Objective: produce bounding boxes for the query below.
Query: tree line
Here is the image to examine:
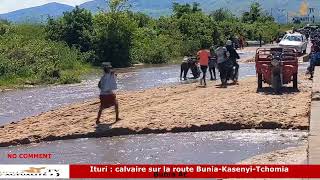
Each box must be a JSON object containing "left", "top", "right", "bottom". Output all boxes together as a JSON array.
[
  {"left": 46, "top": 0, "right": 281, "bottom": 68},
  {"left": 0, "top": 0, "right": 282, "bottom": 87}
]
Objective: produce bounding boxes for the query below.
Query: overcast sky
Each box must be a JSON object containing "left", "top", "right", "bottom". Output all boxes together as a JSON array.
[{"left": 0, "top": 0, "right": 92, "bottom": 14}]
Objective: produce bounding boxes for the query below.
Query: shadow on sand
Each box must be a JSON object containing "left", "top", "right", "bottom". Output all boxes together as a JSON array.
[
  {"left": 215, "top": 82, "right": 239, "bottom": 88},
  {"left": 95, "top": 121, "right": 118, "bottom": 134},
  {"left": 257, "top": 86, "right": 300, "bottom": 95}
]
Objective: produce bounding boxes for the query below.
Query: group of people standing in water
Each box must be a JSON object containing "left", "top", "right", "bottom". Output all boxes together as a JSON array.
[{"left": 196, "top": 40, "right": 240, "bottom": 88}]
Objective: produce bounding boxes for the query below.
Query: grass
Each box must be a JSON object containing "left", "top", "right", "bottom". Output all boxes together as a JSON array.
[
  {"left": 0, "top": 63, "right": 96, "bottom": 90},
  {"left": 0, "top": 24, "right": 99, "bottom": 90}
]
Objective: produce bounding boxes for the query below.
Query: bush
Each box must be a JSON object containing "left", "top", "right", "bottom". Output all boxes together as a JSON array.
[
  {"left": 46, "top": 6, "right": 94, "bottom": 52},
  {"left": 131, "top": 28, "right": 172, "bottom": 64},
  {"left": 93, "top": 12, "right": 137, "bottom": 67},
  {"left": 0, "top": 24, "right": 90, "bottom": 86}
]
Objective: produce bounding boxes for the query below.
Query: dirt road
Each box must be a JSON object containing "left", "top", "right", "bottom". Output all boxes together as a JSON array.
[{"left": 0, "top": 76, "right": 312, "bottom": 147}]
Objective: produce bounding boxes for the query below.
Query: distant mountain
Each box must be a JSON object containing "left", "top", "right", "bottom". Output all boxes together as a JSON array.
[
  {"left": 0, "top": 2, "right": 73, "bottom": 23},
  {"left": 1, "top": 0, "right": 320, "bottom": 23},
  {"left": 79, "top": 0, "right": 320, "bottom": 22},
  {"left": 79, "top": 0, "right": 106, "bottom": 14}
]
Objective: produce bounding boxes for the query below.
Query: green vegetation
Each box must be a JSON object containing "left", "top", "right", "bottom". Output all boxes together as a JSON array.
[
  {"left": 0, "top": 0, "right": 284, "bottom": 88},
  {"left": 46, "top": 0, "right": 281, "bottom": 67},
  {"left": 0, "top": 23, "right": 92, "bottom": 88}
]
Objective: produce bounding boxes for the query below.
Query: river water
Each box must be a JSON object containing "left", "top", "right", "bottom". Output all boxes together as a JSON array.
[
  {"left": 0, "top": 130, "right": 307, "bottom": 164},
  {"left": 0, "top": 63, "right": 257, "bottom": 125},
  {"left": 0, "top": 61, "right": 309, "bottom": 164}
]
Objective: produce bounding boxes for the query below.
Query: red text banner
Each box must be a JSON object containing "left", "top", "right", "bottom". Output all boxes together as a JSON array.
[{"left": 69, "top": 165, "right": 320, "bottom": 178}]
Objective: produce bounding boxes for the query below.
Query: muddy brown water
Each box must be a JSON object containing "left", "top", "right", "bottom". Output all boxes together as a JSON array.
[{"left": 0, "top": 62, "right": 309, "bottom": 164}]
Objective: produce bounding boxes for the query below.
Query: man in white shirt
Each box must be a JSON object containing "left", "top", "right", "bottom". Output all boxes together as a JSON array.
[
  {"left": 96, "top": 62, "right": 120, "bottom": 124},
  {"left": 215, "top": 41, "right": 229, "bottom": 87}
]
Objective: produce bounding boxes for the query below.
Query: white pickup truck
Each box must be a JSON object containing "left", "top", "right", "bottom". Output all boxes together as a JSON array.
[{"left": 279, "top": 33, "right": 308, "bottom": 54}]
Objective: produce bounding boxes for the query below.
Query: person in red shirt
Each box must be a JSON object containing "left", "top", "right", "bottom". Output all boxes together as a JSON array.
[{"left": 197, "top": 46, "right": 211, "bottom": 86}]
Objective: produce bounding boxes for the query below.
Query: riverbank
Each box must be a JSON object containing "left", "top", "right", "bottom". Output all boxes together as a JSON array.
[
  {"left": 0, "top": 75, "right": 312, "bottom": 147},
  {"left": 225, "top": 144, "right": 308, "bottom": 180},
  {"left": 0, "top": 46, "right": 262, "bottom": 92},
  {"left": 239, "top": 144, "right": 307, "bottom": 164},
  {"left": 0, "top": 64, "right": 96, "bottom": 92},
  {"left": 0, "top": 62, "right": 180, "bottom": 92}
]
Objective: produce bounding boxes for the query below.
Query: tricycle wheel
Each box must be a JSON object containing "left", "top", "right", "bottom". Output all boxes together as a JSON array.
[
  {"left": 272, "top": 74, "right": 282, "bottom": 93},
  {"left": 293, "top": 73, "right": 298, "bottom": 89},
  {"left": 303, "top": 49, "right": 307, "bottom": 54},
  {"left": 258, "top": 73, "right": 263, "bottom": 89}
]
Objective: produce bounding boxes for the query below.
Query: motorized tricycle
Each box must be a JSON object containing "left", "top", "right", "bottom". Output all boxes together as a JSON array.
[{"left": 255, "top": 47, "right": 298, "bottom": 92}]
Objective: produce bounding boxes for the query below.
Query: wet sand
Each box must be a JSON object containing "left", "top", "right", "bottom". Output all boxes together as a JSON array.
[
  {"left": 0, "top": 76, "right": 312, "bottom": 147},
  {"left": 239, "top": 144, "right": 307, "bottom": 164},
  {"left": 225, "top": 145, "right": 307, "bottom": 180}
]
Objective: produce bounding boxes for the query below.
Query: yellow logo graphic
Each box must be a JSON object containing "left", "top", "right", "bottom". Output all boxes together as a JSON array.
[
  {"left": 299, "top": 0, "right": 308, "bottom": 16},
  {"left": 24, "top": 167, "right": 46, "bottom": 173}
]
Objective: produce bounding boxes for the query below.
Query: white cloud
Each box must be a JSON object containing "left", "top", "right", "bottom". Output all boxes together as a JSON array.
[{"left": 0, "top": 0, "right": 92, "bottom": 14}]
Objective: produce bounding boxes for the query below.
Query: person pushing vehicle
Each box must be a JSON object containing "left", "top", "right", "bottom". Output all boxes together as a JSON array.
[{"left": 226, "top": 40, "right": 240, "bottom": 84}]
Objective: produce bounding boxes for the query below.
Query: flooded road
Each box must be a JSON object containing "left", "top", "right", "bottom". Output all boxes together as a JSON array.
[
  {"left": 0, "top": 63, "right": 257, "bottom": 125},
  {"left": 0, "top": 63, "right": 309, "bottom": 164},
  {"left": 0, "top": 130, "right": 307, "bottom": 164}
]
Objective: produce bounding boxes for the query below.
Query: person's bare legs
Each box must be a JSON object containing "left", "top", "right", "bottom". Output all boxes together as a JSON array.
[
  {"left": 115, "top": 101, "right": 120, "bottom": 121},
  {"left": 96, "top": 107, "right": 103, "bottom": 124}
]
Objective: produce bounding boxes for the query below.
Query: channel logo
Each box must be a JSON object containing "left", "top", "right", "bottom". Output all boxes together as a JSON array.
[{"left": 0, "top": 165, "right": 69, "bottom": 179}]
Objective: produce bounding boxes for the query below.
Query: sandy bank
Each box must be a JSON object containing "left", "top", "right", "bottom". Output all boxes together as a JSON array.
[
  {"left": 0, "top": 76, "right": 311, "bottom": 147},
  {"left": 226, "top": 145, "right": 307, "bottom": 180},
  {"left": 239, "top": 144, "right": 307, "bottom": 164}
]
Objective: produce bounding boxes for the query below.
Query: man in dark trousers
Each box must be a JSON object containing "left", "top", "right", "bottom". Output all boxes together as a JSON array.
[
  {"left": 259, "top": 34, "right": 262, "bottom": 47},
  {"left": 216, "top": 41, "right": 229, "bottom": 87},
  {"left": 226, "top": 40, "right": 240, "bottom": 84}
]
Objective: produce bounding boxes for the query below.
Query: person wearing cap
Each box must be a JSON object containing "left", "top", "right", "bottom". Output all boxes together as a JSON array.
[
  {"left": 180, "top": 56, "right": 190, "bottom": 81},
  {"left": 197, "top": 45, "right": 211, "bottom": 86},
  {"left": 96, "top": 62, "right": 120, "bottom": 124},
  {"left": 226, "top": 40, "right": 240, "bottom": 84}
]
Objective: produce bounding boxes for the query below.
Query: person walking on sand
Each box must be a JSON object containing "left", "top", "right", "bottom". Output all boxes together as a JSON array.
[
  {"left": 96, "top": 62, "right": 120, "bottom": 124},
  {"left": 216, "top": 41, "right": 229, "bottom": 88},
  {"left": 197, "top": 45, "right": 211, "bottom": 86},
  {"left": 209, "top": 45, "right": 217, "bottom": 80}
]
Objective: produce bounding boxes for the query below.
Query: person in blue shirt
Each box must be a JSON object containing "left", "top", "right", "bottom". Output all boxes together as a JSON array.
[{"left": 307, "top": 45, "right": 320, "bottom": 79}]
